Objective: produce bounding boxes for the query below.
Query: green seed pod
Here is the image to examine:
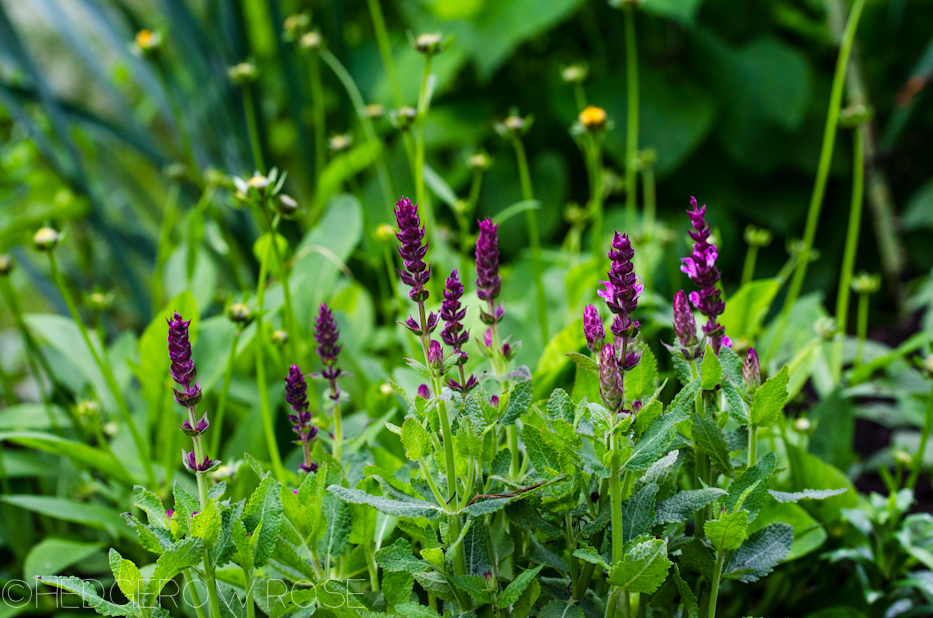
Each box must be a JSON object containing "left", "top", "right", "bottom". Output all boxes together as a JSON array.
[
  {"left": 87, "top": 291, "right": 114, "bottom": 312},
  {"left": 227, "top": 302, "right": 255, "bottom": 327},
  {"left": 271, "top": 330, "right": 289, "bottom": 346}
]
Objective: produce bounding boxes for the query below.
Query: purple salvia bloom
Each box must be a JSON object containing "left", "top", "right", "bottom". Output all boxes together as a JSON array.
[
  {"left": 681, "top": 197, "right": 730, "bottom": 352},
  {"left": 179, "top": 413, "right": 209, "bottom": 436},
  {"left": 183, "top": 450, "right": 217, "bottom": 473},
  {"left": 599, "top": 232, "right": 643, "bottom": 320},
  {"left": 673, "top": 290, "right": 698, "bottom": 348},
  {"left": 476, "top": 219, "right": 502, "bottom": 319},
  {"left": 447, "top": 374, "right": 479, "bottom": 394},
  {"left": 284, "top": 364, "right": 318, "bottom": 474},
  {"left": 417, "top": 384, "right": 430, "bottom": 399},
  {"left": 315, "top": 304, "right": 343, "bottom": 401},
  {"left": 441, "top": 270, "right": 469, "bottom": 351},
  {"left": 599, "top": 345, "right": 623, "bottom": 411},
  {"left": 427, "top": 340, "right": 443, "bottom": 369},
  {"left": 583, "top": 304, "right": 605, "bottom": 352},
  {"left": 743, "top": 348, "right": 761, "bottom": 394},
  {"left": 395, "top": 197, "right": 431, "bottom": 302},
  {"left": 167, "top": 312, "right": 201, "bottom": 406}
]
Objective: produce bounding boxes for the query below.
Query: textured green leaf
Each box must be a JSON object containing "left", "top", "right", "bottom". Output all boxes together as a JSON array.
[
  {"left": 678, "top": 538, "right": 716, "bottom": 579},
  {"left": 498, "top": 564, "right": 544, "bottom": 607},
  {"left": 539, "top": 599, "right": 585, "bottom": 618},
  {"left": 269, "top": 588, "right": 316, "bottom": 618},
  {"left": 750, "top": 365, "right": 789, "bottom": 427},
  {"left": 625, "top": 346, "right": 659, "bottom": 402},
  {"left": 244, "top": 477, "right": 284, "bottom": 567},
  {"left": 36, "top": 576, "right": 137, "bottom": 616},
  {"left": 147, "top": 537, "right": 204, "bottom": 600},
  {"left": 109, "top": 549, "right": 142, "bottom": 601},
  {"left": 317, "top": 493, "right": 351, "bottom": 568},
  {"left": 121, "top": 513, "right": 171, "bottom": 554},
  {"left": 692, "top": 414, "right": 734, "bottom": 477},
  {"left": 451, "top": 575, "right": 494, "bottom": 604},
  {"left": 328, "top": 485, "right": 442, "bottom": 519},
  {"left": 401, "top": 418, "right": 432, "bottom": 461},
  {"left": 394, "top": 602, "right": 442, "bottom": 618},
  {"left": 566, "top": 352, "right": 599, "bottom": 375},
  {"left": 624, "top": 408, "right": 690, "bottom": 471},
  {"left": 726, "top": 451, "right": 776, "bottom": 521},
  {"left": 718, "top": 347, "right": 744, "bottom": 386},
  {"left": 546, "top": 388, "right": 574, "bottom": 423},
  {"left": 382, "top": 571, "right": 414, "bottom": 610},
  {"left": 512, "top": 578, "right": 541, "bottom": 618},
  {"left": 375, "top": 538, "right": 429, "bottom": 573},
  {"left": 705, "top": 511, "right": 749, "bottom": 551},
  {"left": 722, "top": 378, "right": 751, "bottom": 425},
  {"left": 700, "top": 344, "right": 722, "bottom": 390},
  {"left": 190, "top": 499, "right": 221, "bottom": 547},
  {"left": 523, "top": 425, "right": 562, "bottom": 477},
  {"left": 501, "top": 379, "right": 533, "bottom": 425},
  {"left": 636, "top": 450, "right": 680, "bottom": 490},
  {"left": 607, "top": 536, "right": 672, "bottom": 593},
  {"left": 633, "top": 400, "right": 663, "bottom": 439},
  {"left": 673, "top": 564, "right": 699, "bottom": 618},
  {"left": 573, "top": 545, "right": 609, "bottom": 570},
  {"left": 768, "top": 488, "right": 848, "bottom": 503},
  {"left": 655, "top": 488, "right": 728, "bottom": 524},
  {"left": 622, "top": 482, "right": 658, "bottom": 543},
  {"left": 725, "top": 522, "right": 793, "bottom": 582},
  {"left": 133, "top": 486, "right": 168, "bottom": 528},
  {"left": 669, "top": 378, "right": 702, "bottom": 413}
]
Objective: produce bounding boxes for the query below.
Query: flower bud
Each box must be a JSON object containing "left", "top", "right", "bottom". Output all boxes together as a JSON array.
[
  {"left": 33, "top": 227, "right": 61, "bottom": 252},
  {"left": 894, "top": 449, "right": 913, "bottom": 466},
  {"left": 164, "top": 162, "right": 189, "bottom": 183},
  {"left": 227, "top": 302, "right": 255, "bottom": 327},
  {"left": 743, "top": 348, "right": 760, "bottom": 395},
  {"left": 414, "top": 33, "right": 443, "bottom": 55},
  {"left": 271, "top": 330, "right": 289, "bottom": 346},
  {"left": 87, "top": 291, "right": 114, "bottom": 312},
  {"left": 328, "top": 134, "right": 353, "bottom": 152},
  {"left": 496, "top": 114, "right": 530, "bottom": 138},
  {"left": 467, "top": 153, "right": 492, "bottom": 171},
  {"left": 228, "top": 62, "right": 258, "bottom": 85},
  {"left": 275, "top": 194, "right": 300, "bottom": 217},
  {"left": 633, "top": 149, "right": 656, "bottom": 171},
  {"left": 815, "top": 316, "right": 838, "bottom": 341},
  {"left": 391, "top": 107, "right": 417, "bottom": 131},
  {"left": 379, "top": 383, "right": 393, "bottom": 396},
  {"left": 599, "top": 345, "right": 623, "bottom": 410},
  {"left": 673, "top": 290, "right": 698, "bottom": 349},
  {"left": 793, "top": 417, "right": 812, "bottom": 433},
  {"left": 923, "top": 354, "right": 933, "bottom": 377},
  {"left": 561, "top": 65, "right": 587, "bottom": 84},
  {"left": 743, "top": 225, "right": 772, "bottom": 248},
  {"left": 427, "top": 340, "right": 443, "bottom": 370},
  {"left": 299, "top": 31, "right": 323, "bottom": 51},
  {"left": 134, "top": 29, "right": 163, "bottom": 57},
  {"left": 283, "top": 13, "right": 310, "bottom": 41},
  {"left": 852, "top": 272, "right": 881, "bottom": 295},
  {"left": 76, "top": 400, "right": 99, "bottom": 419},
  {"left": 0, "top": 254, "right": 13, "bottom": 276},
  {"left": 579, "top": 105, "right": 608, "bottom": 131},
  {"left": 374, "top": 224, "right": 395, "bottom": 242},
  {"left": 583, "top": 304, "right": 605, "bottom": 352},
  {"left": 417, "top": 384, "right": 430, "bottom": 399},
  {"left": 364, "top": 103, "right": 384, "bottom": 119},
  {"left": 838, "top": 104, "right": 872, "bottom": 129}
]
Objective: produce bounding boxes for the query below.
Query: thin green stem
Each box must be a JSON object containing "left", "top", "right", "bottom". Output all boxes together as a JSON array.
[
  {"left": 741, "top": 245, "right": 759, "bottom": 287},
  {"left": 414, "top": 56, "right": 436, "bottom": 232},
  {"left": 332, "top": 395, "right": 343, "bottom": 465},
  {"left": 610, "top": 429, "right": 624, "bottom": 565},
  {"left": 257, "top": 207, "right": 300, "bottom": 363},
  {"left": 770, "top": 0, "right": 866, "bottom": 361},
  {"left": 183, "top": 569, "right": 208, "bottom": 618},
  {"left": 308, "top": 53, "right": 326, "bottom": 183},
  {"left": 748, "top": 424, "right": 758, "bottom": 469},
  {"left": 242, "top": 87, "right": 266, "bottom": 174},
  {"left": 855, "top": 292, "right": 869, "bottom": 367},
  {"left": 708, "top": 549, "right": 726, "bottom": 618},
  {"left": 210, "top": 331, "right": 240, "bottom": 456},
  {"left": 907, "top": 381, "right": 933, "bottom": 490},
  {"left": 244, "top": 569, "right": 256, "bottom": 618},
  {"left": 152, "top": 183, "right": 181, "bottom": 313},
  {"left": 833, "top": 128, "right": 865, "bottom": 383},
  {"left": 254, "top": 229, "right": 286, "bottom": 483},
  {"left": 623, "top": 4, "right": 639, "bottom": 230},
  {"left": 366, "top": 0, "right": 404, "bottom": 109},
  {"left": 588, "top": 137, "right": 605, "bottom": 263},
  {"left": 642, "top": 164, "right": 655, "bottom": 230},
  {"left": 47, "top": 253, "right": 157, "bottom": 488},
  {"left": 573, "top": 83, "right": 588, "bottom": 113},
  {"left": 511, "top": 137, "right": 549, "bottom": 344}
]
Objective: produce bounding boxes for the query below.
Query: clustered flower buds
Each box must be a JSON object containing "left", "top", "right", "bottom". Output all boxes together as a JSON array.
[
  {"left": 441, "top": 271, "right": 478, "bottom": 394},
  {"left": 743, "top": 348, "right": 761, "bottom": 394},
  {"left": 314, "top": 303, "right": 343, "bottom": 401},
  {"left": 671, "top": 289, "right": 699, "bottom": 358},
  {"left": 681, "top": 197, "right": 730, "bottom": 353},
  {"left": 583, "top": 304, "right": 605, "bottom": 353},
  {"left": 395, "top": 197, "right": 432, "bottom": 304},
  {"left": 476, "top": 219, "right": 503, "bottom": 325},
  {"left": 285, "top": 365, "right": 318, "bottom": 474}
]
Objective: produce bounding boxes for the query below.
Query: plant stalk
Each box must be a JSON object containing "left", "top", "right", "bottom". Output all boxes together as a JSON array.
[
  {"left": 242, "top": 86, "right": 265, "bottom": 174},
  {"left": 210, "top": 330, "right": 240, "bottom": 456},
  {"left": 623, "top": 3, "right": 639, "bottom": 230},
  {"left": 906, "top": 381, "right": 933, "bottom": 490},
  {"left": 511, "top": 137, "right": 549, "bottom": 345},
  {"left": 708, "top": 548, "right": 726, "bottom": 618}
]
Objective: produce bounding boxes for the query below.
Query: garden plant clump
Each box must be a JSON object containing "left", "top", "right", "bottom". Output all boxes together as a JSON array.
[{"left": 2, "top": 1, "right": 933, "bottom": 618}]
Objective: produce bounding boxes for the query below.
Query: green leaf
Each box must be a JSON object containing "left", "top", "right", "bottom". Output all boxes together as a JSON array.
[
  {"left": 382, "top": 571, "right": 414, "bottom": 610},
  {"left": 1, "top": 495, "right": 125, "bottom": 534},
  {"left": 0, "top": 403, "right": 70, "bottom": 430},
  {"left": 673, "top": 565, "right": 699, "bottom": 618},
  {"left": 269, "top": 589, "right": 316, "bottom": 618},
  {"left": 573, "top": 546, "right": 609, "bottom": 570},
  {"left": 705, "top": 511, "right": 750, "bottom": 552},
  {"left": 781, "top": 443, "right": 857, "bottom": 523},
  {"left": 133, "top": 486, "right": 168, "bottom": 528},
  {"left": 36, "top": 576, "right": 137, "bottom": 616},
  {"left": 243, "top": 477, "right": 284, "bottom": 567},
  {"left": 546, "top": 388, "right": 574, "bottom": 424},
  {"left": 501, "top": 379, "right": 533, "bottom": 425},
  {"left": 768, "top": 488, "right": 848, "bottom": 503},
  {"left": 0, "top": 431, "right": 135, "bottom": 485},
  {"left": 655, "top": 488, "right": 728, "bottom": 525},
  {"left": 24, "top": 539, "right": 103, "bottom": 581},
  {"left": 625, "top": 346, "right": 659, "bottom": 402},
  {"left": 678, "top": 538, "right": 716, "bottom": 580},
  {"left": 498, "top": 564, "right": 545, "bottom": 607},
  {"left": 401, "top": 418, "right": 432, "bottom": 461},
  {"left": 512, "top": 578, "right": 541, "bottom": 618},
  {"left": 539, "top": 599, "right": 585, "bottom": 618},
  {"left": 720, "top": 279, "right": 782, "bottom": 343},
  {"left": 607, "top": 537, "right": 672, "bottom": 593},
  {"left": 725, "top": 522, "right": 793, "bottom": 582},
  {"left": 328, "top": 485, "right": 442, "bottom": 519},
  {"left": 718, "top": 347, "right": 744, "bottom": 390},
  {"left": 750, "top": 365, "right": 789, "bottom": 428},
  {"left": 722, "top": 378, "right": 751, "bottom": 425},
  {"left": 565, "top": 351, "right": 599, "bottom": 375},
  {"left": 147, "top": 537, "right": 204, "bottom": 601},
  {"left": 190, "top": 499, "right": 221, "bottom": 547},
  {"left": 109, "top": 549, "right": 143, "bottom": 602},
  {"left": 394, "top": 602, "right": 442, "bottom": 618},
  {"left": 374, "top": 538, "right": 429, "bottom": 573},
  {"left": 318, "top": 493, "right": 351, "bottom": 569},
  {"left": 751, "top": 501, "right": 826, "bottom": 561},
  {"left": 523, "top": 425, "right": 562, "bottom": 477},
  {"left": 726, "top": 452, "right": 777, "bottom": 522},
  {"left": 622, "top": 483, "right": 658, "bottom": 543},
  {"left": 314, "top": 143, "right": 381, "bottom": 210},
  {"left": 624, "top": 408, "right": 690, "bottom": 471},
  {"left": 450, "top": 575, "right": 494, "bottom": 604},
  {"left": 463, "top": 523, "right": 492, "bottom": 576},
  {"left": 633, "top": 400, "right": 663, "bottom": 439},
  {"left": 700, "top": 344, "right": 722, "bottom": 390},
  {"left": 692, "top": 415, "right": 734, "bottom": 477}
]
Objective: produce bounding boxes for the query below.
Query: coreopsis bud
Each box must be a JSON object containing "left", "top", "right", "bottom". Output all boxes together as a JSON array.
[
  {"left": 467, "top": 153, "right": 492, "bottom": 171},
  {"left": 87, "top": 291, "right": 114, "bottom": 312},
  {"left": 599, "top": 345, "right": 623, "bottom": 411},
  {"left": 744, "top": 225, "right": 773, "bottom": 248},
  {"left": 227, "top": 302, "right": 255, "bottom": 327},
  {"left": 894, "top": 448, "right": 913, "bottom": 466},
  {"left": 203, "top": 167, "right": 232, "bottom": 189},
  {"left": 76, "top": 400, "right": 99, "bottom": 419},
  {"left": 283, "top": 13, "right": 310, "bottom": 41},
  {"left": 298, "top": 31, "right": 323, "bottom": 51},
  {"left": 0, "top": 254, "right": 12, "bottom": 276},
  {"left": 496, "top": 114, "right": 531, "bottom": 139},
  {"left": 579, "top": 105, "right": 608, "bottom": 131},
  {"left": 275, "top": 194, "right": 300, "bottom": 217},
  {"left": 328, "top": 134, "right": 353, "bottom": 152},
  {"left": 427, "top": 340, "right": 443, "bottom": 370},
  {"left": 633, "top": 149, "right": 656, "bottom": 172},
  {"left": 793, "top": 418, "right": 812, "bottom": 434},
  {"left": 228, "top": 62, "right": 258, "bottom": 85},
  {"left": 33, "top": 227, "right": 61, "bottom": 252},
  {"left": 364, "top": 104, "right": 385, "bottom": 119},
  {"left": 133, "top": 29, "right": 163, "bottom": 57},
  {"left": 815, "top": 317, "right": 839, "bottom": 341},
  {"left": 271, "top": 330, "right": 289, "bottom": 346},
  {"left": 417, "top": 384, "right": 430, "bottom": 399},
  {"left": 743, "top": 348, "right": 760, "bottom": 395},
  {"left": 391, "top": 107, "right": 418, "bottom": 131},
  {"left": 852, "top": 272, "right": 881, "bottom": 295},
  {"left": 583, "top": 304, "right": 605, "bottom": 352},
  {"left": 673, "top": 290, "right": 698, "bottom": 349},
  {"left": 414, "top": 33, "right": 443, "bottom": 55},
  {"left": 561, "top": 64, "right": 587, "bottom": 84},
  {"left": 838, "top": 104, "right": 872, "bottom": 129}
]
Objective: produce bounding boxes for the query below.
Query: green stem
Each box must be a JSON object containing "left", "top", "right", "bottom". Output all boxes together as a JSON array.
[
  {"left": 748, "top": 424, "right": 758, "bottom": 468},
  {"left": 769, "top": 0, "right": 866, "bottom": 362},
  {"left": 623, "top": 4, "right": 639, "bottom": 230},
  {"left": 708, "top": 549, "right": 726, "bottom": 618},
  {"left": 906, "top": 381, "right": 933, "bottom": 490},
  {"left": 258, "top": 207, "right": 299, "bottom": 362},
  {"left": 573, "top": 83, "right": 588, "bottom": 112},
  {"left": 588, "top": 137, "right": 605, "bottom": 263},
  {"left": 414, "top": 56, "right": 436, "bottom": 232},
  {"left": 418, "top": 456, "right": 448, "bottom": 509},
  {"left": 605, "top": 588, "right": 621, "bottom": 618},
  {"left": 183, "top": 569, "right": 208, "bottom": 618},
  {"left": 741, "top": 245, "right": 759, "bottom": 287},
  {"left": 366, "top": 0, "right": 404, "bottom": 109},
  {"left": 332, "top": 394, "right": 343, "bottom": 465},
  {"left": 243, "top": 569, "right": 256, "bottom": 618},
  {"left": 152, "top": 183, "right": 181, "bottom": 313},
  {"left": 833, "top": 128, "right": 865, "bottom": 383},
  {"left": 609, "top": 429, "right": 624, "bottom": 565},
  {"left": 254, "top": 228, "right": 286, "bottom": 483},
  {"left": 47, "top": 253, "right": 157, "bottom": 488},
  {"left": 308, "top": 53, "right": 326, "bottom": 183},
  {"left": 242, "top": 86, "right": 265, "bottom": 173},
  {"left": 209, "top": 331, "right": 240, "bottom": 456},
  {"left": 511, "top": 137, "right": 549, "bottom": 344},
  {"left": 854, "top": 292, "right": 868, "bottom": 368}
]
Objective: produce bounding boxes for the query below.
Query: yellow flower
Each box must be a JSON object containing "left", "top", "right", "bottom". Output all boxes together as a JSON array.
[{"left": 579, "top": 105, "right": 607, "bottom": 130}]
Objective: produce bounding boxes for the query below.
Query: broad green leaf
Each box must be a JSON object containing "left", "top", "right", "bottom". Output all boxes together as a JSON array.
[
  {"left": 328, "top": 485, "right": 443, "bottom": 519},
  {"left": 655, "top": 488, "right": 727, "bottom": 524},
  {"left": 673, "top": 564, "right": 699, "bottom": 618},
  {"left": 190, "top": 499, "right": 221, "bottom": 547},
  {"left": 394, "top": 602, "right": 441, "bottom": 618},
  {"left": 705, "top": 511, "right": 750, "bottom": 552},
  {"left": 633, "top": 400, "right": 663, "bottom": 439},
  {"left": 539, "top": 599, "right": 585, "bottom": 618},
  {"left": 625, "top": 346, "right": 659, "bottom": 402},
  {"left": 374, "top": 538, "right": 429, "bottom": 573},
  {"left": 401, "top": 418, "right": 432, "bottom": 461},
  {"left": 720, "top": 279, "right": 782, "bottom": 343},
  {"left": 463, "top": 523, "right": 492, "bottom": 577},
  {"left": 768, "top": 488, "right": 848, "bottom": 503},
  {"left": 623, "top": 408, "right": 690, "bottom": 471},
  {"left": 269, "top": 589, "right": 316, "bottom": 618},
  {"left": 314, "top": 143, "right": 381, "bottom": 210},
  {"left": 0, "top": 403, "right": 69, "bottom": 430},
  {"left": 109, "top": 549, "right": 143, "bottom": 601},
  {"left": 722, "top": 378, "right": 751, "bottom": 425},
  {"left": 243, "top": 477, "right": 284, "bottom": 567},
  {"left": 573, "top": 546, "right": 609, "bottom": 570},
  {"left": 1, "top": 495, "right": 125, "bottom": 533},
  {"left": 750, "top": 365, "right": 789, "bottom": 428},
  {"left": 692, "top": 415, "right": 734, "bottom": 477},
  {"left": 726, "top": 452, "right": 776, "bottom": 522},
  {"left": 133, "top": 486, "right": 168, "bottom": 528},
  {"left": 0, "top": 432, "right": 135, "bottom": 485},
  {"left": 512, "top": 578, "right": 541, "bottom": 618},
  {"left": 700, "top": 344, "right": 721, "bottom": 390},
  {"left": 725, "top": 522, "right": 793, "bottom": 582},
  {"left": 147, "top": 537, "right": 204, "bottom": 600},
  {"left": 607, "top": 536, "right": 672, "bottom": 593},
  {"left": 523, "top": 425, "right": 562, "bottom": 477},
  {"left": 498, "top": 564, "right": 545, "bottom": 607},
  {"left": 24, "top": 539, "right": 103, "bottom": 582},
  {"left": 622, "top": 483, "right": 658, "bottom": 543},
  {"left": 678, "top": 538, "right": 716, "bottom": 580},
  {"left": 718, "top": 347, "right": 744, "bottom": 387},
  {"left": 566, "top": 351, "right": 599, "bottom": 375},
  {"left": 382, "top": 571, "right": 414, "bottom": 610},
  {"left": 501, "top": 379, "right": 533, "bottom": 425},
  {"left": 36, "top": 576, "right": 137, "bottom": 616},
  {"left": 450, "top": 575, "right": 494, "bottom": 604},
  {"left": 318, "top": 493, "right": 351, "bottom": 568},
  {"left": 781, "top": 443, "right": 857, "bottom": 523},
  {"left": 546, "top": 388, "right": 574, "bottom": 424},
  {"left": 752, "top": 501, "right": 826, "bottom": 561}
]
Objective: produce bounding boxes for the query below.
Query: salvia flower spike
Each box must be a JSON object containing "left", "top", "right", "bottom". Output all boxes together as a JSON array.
[
  {"left": 681, "top": 197, "right": 730, "bottom": 352},
  {"left": 395, "top": 197, "right": 431, "bottom": 303},
  {"left": 672, "top": 289, "right": 700, "bottom": 359},
  {"left": 315, "top": 303, "right": 343, "bottom": 399},
  {"left": 476, "top": 218, "right": 502, "bottom": 308},
  {"left": 441, "top": 270, "right": 478, "bottom": 395},
  {"left": 583, "top": 304, "right": 605, "bottom": 352},
  {"left": 285, "top": 364, "right": 318, "bottom": 474}
]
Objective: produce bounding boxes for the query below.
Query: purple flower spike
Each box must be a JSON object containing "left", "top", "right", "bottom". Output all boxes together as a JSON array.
[
  {"left": 167, "top": 312, "right": 201, "bottom": 406},
  {"left": 427, "top": 340, "right": 443, "bottom": 369},
  {"left": 183, "top": 450, "right": 217, "bottom": 473},
  {"left": 599, "top": 345, "right": 623, "bottom": 410},
  {"left": 743, "top": 348, "right": 761, "bottom": 394},
  {"left": 600, "top": 232, "right": 642, "bottom": 319},
  {"left": 284, "top": 364, "right": 318, "bottom": 474},
  {"left": 673, "top": 290, "right": 698, "bottom": 349},
  {"left": 476, "top": 219, "right": 503, "bottom": 323},
  {"left": 583, "top": 305, "right": 605, "bottom": 352},
  {"left": 681, "top": 197, "right": 729, "bottom": 352},
  {"left": 417, "top": 384, "right": 431, "bottom": 399},
  {"left": 441, "top": 271, "right": 469, "bottom": 350},
  {"left": 315, "top": 304, "right": 343, "bottom": 401},
  {"left": 395, "top": 197, "right": 431, "bottom": 302}
]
